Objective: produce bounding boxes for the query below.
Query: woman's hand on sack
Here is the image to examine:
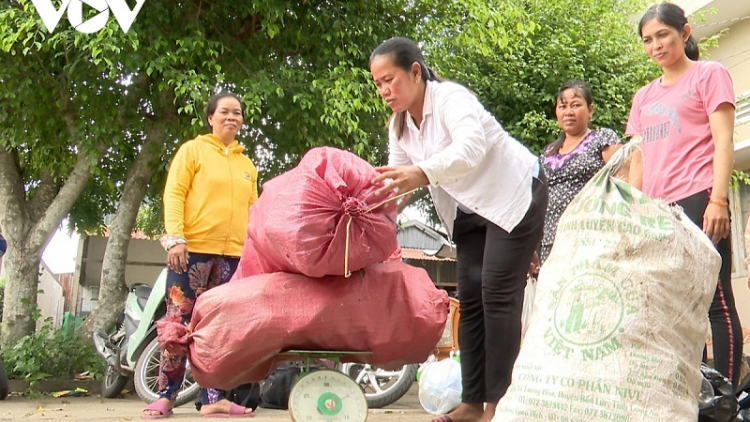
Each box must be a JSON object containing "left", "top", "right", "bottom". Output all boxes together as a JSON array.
[
  {"left": 167, "top": 244, "right": 189, "bottom": 274},
  {"left": 703, "top": 202, "right": 730, "bottom": 245},
  {"left": 372, "top": 165, "right": 429, "bottom": 197}
]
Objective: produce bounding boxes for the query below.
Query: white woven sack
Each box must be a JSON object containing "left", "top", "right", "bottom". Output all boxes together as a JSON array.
[{"left": 494, "top": 141, "right": 721, "bottom": 422}]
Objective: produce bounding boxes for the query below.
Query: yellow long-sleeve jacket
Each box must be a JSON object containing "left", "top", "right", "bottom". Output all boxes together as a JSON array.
[{"left": 163, "top": 134, "right": 258, "bottom": 257}]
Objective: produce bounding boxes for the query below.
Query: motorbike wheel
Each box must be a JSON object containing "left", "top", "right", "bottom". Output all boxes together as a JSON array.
[
  {"left": 101, "top": 329, "right": 129, "bottom": 399},
  {"left": 134, "top": 337, "right": 199, "bottom": 407},
  {"left": 101, "top": 363, "right": 129, "bottom": 398},
  {"left": 0, "top": 357, "right": 8, "bottom": 400},
  {"left": 340, "top": 363, "right": 417, "bottom": 408}
]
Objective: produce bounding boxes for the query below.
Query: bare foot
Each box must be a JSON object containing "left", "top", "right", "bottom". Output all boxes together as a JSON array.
[
  {"left": 432, "top": 402, "right": 484, "bottom": 422},
  {"left": 143, "top": 398, "right": 173, "bottom": 418},
  {"left": 479, "top": 401, "right": 497, "bottom": 422},
  {"left": 200, "top": 399, "right": 254, "bottom": 417}
]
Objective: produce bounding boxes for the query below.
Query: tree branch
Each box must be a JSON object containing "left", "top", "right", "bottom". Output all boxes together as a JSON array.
[
  {"left": 78, "top": 86, "right": 175, "bottom": 338},
  {"left": 27, "top": 172, "right": 59, "bottom": 223},
  {"left": 60, "top": 80, "right": 77, "bottom": 138},
  {"left": 26, "top": 149, "right": 101, "bottom": 256},
  {"left": 119, "top": 73, "right": 151, "bottom": 127},
  {"left": 0, "top": 144, "right": 31, "bottom": 245}
]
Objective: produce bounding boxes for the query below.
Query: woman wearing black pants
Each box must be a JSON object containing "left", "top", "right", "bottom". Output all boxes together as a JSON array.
[
  {"left": 627, "top": 3, "right": 742, "bottom": 388},
  {"left": 677, "top": 191, "right": 741, "bottom": 386},
  {"left": 369, "top": 37, "right": 548, "bottom": 422},
  {"left": 453, "top": 173, "right": 547, "bottom": 409}
]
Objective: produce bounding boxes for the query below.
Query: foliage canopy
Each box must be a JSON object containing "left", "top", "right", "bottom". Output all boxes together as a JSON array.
[{"left": 0, "top": 0, "right": 666, "bottom": 343}]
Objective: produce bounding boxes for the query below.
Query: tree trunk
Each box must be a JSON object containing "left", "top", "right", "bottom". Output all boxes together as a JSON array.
[
  {"left": 77, "top": 120, "right": 170, "bottom": 339},
  {"left": 0, "top": 145, "right": 100, "bottom": 348},
  {"left": 1, "top": 247, "right": 41, "bottom": 344}
]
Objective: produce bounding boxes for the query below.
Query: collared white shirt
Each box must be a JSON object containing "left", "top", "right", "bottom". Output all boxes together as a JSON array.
[{"left": 388, "top": 80, "right": 537, "bottom": 237}]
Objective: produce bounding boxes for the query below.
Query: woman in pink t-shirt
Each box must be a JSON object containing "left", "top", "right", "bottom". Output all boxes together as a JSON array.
[{"left": 626, "top": 2, "right": 742, "bottom": 388}]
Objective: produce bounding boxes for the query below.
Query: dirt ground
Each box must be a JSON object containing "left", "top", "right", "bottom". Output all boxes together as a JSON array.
[{"left": 0, "top": 385, "right": 428, "bottom": 421}]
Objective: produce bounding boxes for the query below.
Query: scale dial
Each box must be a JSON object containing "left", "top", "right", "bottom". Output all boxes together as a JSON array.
[{"left": 289, "top": 369, "right": 368, "bottom": 422}]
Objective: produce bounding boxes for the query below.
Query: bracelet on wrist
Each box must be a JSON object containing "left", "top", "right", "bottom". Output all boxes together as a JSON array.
[
  {"left": 708, "top": 198, "right": 728, "bottom": 207},
  {"left": 160, "top": 234, "right": 188, "bottom": 252}
]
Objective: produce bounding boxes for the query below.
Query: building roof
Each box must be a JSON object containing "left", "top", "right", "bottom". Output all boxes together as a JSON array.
[
  {"left": 397, "top": 220, "right": 456, "bottom": 259},
  {"left": 672, "top": 0, "right": 750, "bottom": 39}
]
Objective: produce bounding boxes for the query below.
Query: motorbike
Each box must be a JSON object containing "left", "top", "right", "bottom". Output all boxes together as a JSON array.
[
  {"left": 339, "top": 362, "right": 417, "bottom": 408},
  {"left": 94, "top": 268, "right": 414, "bottom": 408},
  {"left": 93, "top": 269, "right": 199, "bottom": 406}
]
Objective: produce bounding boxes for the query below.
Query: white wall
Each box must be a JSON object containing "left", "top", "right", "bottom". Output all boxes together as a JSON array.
[{"left": 36, "top": 265, "right": 65, "bottom": 329}]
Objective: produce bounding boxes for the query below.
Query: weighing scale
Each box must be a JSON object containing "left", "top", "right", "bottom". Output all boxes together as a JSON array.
[{"left": 280, "top": 350, "right": 372, "bottom": 422}]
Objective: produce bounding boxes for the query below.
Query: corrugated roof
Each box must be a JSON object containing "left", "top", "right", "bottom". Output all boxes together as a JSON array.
[{"left": 397, "top": 220, "right": 455, "bottom": 252}]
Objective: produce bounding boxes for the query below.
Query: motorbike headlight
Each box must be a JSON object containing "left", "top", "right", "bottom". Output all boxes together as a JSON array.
[{"left": 698, "top": 377, "right": 715, "bottom": 409}]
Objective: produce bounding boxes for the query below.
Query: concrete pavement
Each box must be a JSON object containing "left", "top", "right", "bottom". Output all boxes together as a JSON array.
[{"left": 0, "top": 385, "right": 429, "bottom": 421}]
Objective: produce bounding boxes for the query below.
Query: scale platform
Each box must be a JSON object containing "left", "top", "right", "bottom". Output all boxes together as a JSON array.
[{"left": 279, "top": 350, "right": 372, "bottom": 422}]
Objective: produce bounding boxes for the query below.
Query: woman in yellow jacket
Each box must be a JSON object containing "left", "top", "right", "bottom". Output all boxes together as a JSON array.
[{"left": 143, "top": 92, "right": 258, "bottom": 419}]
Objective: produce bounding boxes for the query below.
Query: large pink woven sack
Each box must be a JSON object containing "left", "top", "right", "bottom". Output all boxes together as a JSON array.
[
  {"left": 241, "top": 147, "right": 399, "bottom": 279},
  {"left": 158, "top": 261, "right": 449, "bottom": 390},
  {"left": 233, "top": 236, "right": 264, "bottom": 280}
]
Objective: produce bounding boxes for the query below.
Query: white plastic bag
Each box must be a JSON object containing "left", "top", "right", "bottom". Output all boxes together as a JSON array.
[
  {"left": 418, "top": 354, "right": 462, "bottom": 415},
  {"left": 521, "top": 276, "right": 536, "bottom": 340}
]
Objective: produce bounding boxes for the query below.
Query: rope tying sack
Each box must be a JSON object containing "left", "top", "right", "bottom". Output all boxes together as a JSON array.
[{"left": 343, "top": 188, "right": 418, "bottom": 277}]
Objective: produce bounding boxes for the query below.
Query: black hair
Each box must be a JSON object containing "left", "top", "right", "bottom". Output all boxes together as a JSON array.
[
  {"left": 369, "top": 37, "right": 443, "bottom": 139},
  {"left": 205, "top": 92, "right": 244, "bottom": 128},
  {"left": 545, "top": 80, "right": 594, "bottom": 157},
  {"left": 639, "top": 2, "right": 699, "bottom": 61}
]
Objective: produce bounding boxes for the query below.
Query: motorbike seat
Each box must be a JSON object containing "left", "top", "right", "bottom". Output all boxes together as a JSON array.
[{"left": 134, "top": 284, "right": 153, "bottom": 311}]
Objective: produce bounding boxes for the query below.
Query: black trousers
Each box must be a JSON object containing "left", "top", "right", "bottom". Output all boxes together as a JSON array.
[
  {"left": 453, "top": 175, "right": 548, "bottom": 403},
  {"left": 676, "top": 190, "right": 743, "bottom": 387}
]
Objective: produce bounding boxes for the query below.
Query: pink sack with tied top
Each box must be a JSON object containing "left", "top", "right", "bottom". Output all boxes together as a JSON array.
[{"left": 237, "top": 147, "right": 399, "bottom": 279}]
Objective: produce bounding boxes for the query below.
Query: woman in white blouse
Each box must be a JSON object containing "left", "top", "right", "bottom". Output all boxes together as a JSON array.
[{"left": 370, "top": 37, "right": 548, "bottom": 422}]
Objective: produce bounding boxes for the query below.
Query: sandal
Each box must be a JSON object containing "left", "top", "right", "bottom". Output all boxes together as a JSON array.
[
  {"left": 142, "top": 400, "right": 173, "bottom": 419},
  {"left": 203, "top": 402, "right": 255, "bottom": 418}
]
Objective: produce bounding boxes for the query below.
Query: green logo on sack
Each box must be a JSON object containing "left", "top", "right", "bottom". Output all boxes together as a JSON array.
[{"left": 545, "top": 267, "right": 637, "bottom": 361}]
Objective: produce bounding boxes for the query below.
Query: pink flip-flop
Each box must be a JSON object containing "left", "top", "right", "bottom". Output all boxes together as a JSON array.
[
  {"left": 204, "top": 402, "right": 255, "bottom": 418},
  {"left": 142, "top": 401, "right": 173, "bottom": 419}
]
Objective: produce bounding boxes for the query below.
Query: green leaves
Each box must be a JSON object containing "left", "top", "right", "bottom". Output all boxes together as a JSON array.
[
  {"left": 2, "top": 0, "right": 662, "bottom": 236},
  {"left": 1, "top": 321, "right": 104, "bottom": 390},
  {"left": 420, "top": 0, "right": 659, "bottom": 153},
  {"left": 731, "top": 170, "right": 750, "bottom": 190},
  {"left": 266, "top": 22, "right": 280, "bottom": 38}
]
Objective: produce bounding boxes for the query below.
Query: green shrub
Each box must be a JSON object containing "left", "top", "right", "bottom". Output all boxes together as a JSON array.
[{"left": 1, "top": 318, "right": 104, "bottom": 391}]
